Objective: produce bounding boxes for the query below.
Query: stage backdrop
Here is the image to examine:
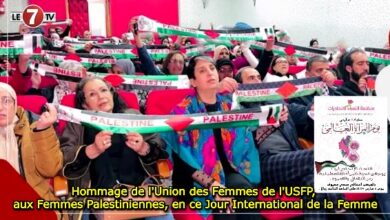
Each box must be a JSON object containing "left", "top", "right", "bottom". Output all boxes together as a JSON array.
[
  {"left": 29, "top": 0, "right": 90, "bottom": 37},
  {"left": 109, "top": 0, "right": 179, "bottom": 37}
]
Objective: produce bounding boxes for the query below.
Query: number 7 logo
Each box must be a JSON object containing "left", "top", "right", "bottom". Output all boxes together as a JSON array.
[{"left": 22, "top": 5, "right": 44, "bottom": 28}]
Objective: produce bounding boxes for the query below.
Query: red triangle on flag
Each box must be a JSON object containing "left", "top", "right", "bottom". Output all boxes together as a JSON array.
[
  {"left": 33, "top": 47, "right": 42, "bottom": 54},
  {"left": 104, "top": 74, "right": 125, "bottom": 87},
  {"left": 165, "top": 115, "right": 194, "bottom": 131},
  {"left": 284, "top": 45, "right": 296, "bottom": 55},
  {"left": 276, "top": 82, "right": 298, "bottom": 98},
  {"left": 64, "top": 53, "right": 81, "bottom": 62},
  {"left": 367, "top": 78, "right": 375, "bottom": 90},
  {"left": 179, "top": 46, "right": 187, "bottom": 54},
  {"left": 131, "top": 47, "right": 139, "bottom": 56},
  {"left": 205, "top": 30, "right": 220, "bottom": 39}
]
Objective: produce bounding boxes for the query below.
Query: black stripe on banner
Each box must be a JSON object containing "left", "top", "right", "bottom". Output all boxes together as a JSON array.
[
  {"left": 200, "top": 28, "right": 261, "bottom": 34},
  {"left": 46, "top": 73, "right": 81, "bottom": 82},
  {"left": 0, "top": 35, "right": 24, "bottom": 41},
  {"left": 275, "top": 42, "right": 328, "bottom": 55},
  {"left": 365, "top": 47, "right": 390, "bottom": 54},
  {"left": 33, "top": 36, "right": 37, "bottom": 51}
]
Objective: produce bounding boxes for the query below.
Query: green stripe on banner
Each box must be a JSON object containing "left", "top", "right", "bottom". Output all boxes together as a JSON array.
[
  {"left": 82, "top": 119, "right": 262, "bottom": 134},
  {"left": 0, "top": 48, "right": 24, "bottom": 57},
  {"left": 0, "top": 70, "right": 8, "bottom": 76},
  {"left": 368, "top": 57, "right": 390, "bottom": 65},
  {"left": 157, "top": 27, "right": 208, "bottom": 39},
  {"left": 110, "top": 53, "right": 137, "bottom": 59}
]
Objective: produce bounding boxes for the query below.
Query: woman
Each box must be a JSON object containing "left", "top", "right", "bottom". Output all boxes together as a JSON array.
[
  {"left": 60, "top": 77, "right": 172, "bottom": 219},
  {"left": 263, "top": 55, "right": 295, "bottom": 82},
  {"left": 0, "top": 83, "right": 64, "bottom": 215},
  {"left": 162, "top": 55, "right": 260, "bottom": 219},
  {"left": 26, "top": 59, "right": 85, "bottom": 105},
  {"left": 213, "top": 45, "right": 231, "bottom": 61}
]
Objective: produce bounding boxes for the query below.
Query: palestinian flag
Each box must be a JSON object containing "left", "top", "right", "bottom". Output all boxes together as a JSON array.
[
  {"left": 232, "top": 77, "right": 326, "bottom": 109},
  {"left": 365, "top": 47, "right": 390, "bottom": 65},
  {"left": 45, "top": 51, "right": 115, "bottom": 69},
  {"left": 57, "top": 103, "right": 283, "bottom": 134},
  {"left": 251, "top": 41, "right": 328, "bottom": 59},
  {"left": 0, "top": 34, "right": 43, "bottom": 58}
]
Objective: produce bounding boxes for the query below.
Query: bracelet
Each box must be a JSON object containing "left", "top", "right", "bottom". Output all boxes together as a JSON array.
[
  {"left": 192, "top": 170, "right": 215, "bottom": 189},
  {"left": 138, "top": 142, "right": 151, "bottom": 156}
]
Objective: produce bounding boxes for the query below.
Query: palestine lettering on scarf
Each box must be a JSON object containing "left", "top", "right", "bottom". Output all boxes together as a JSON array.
[
  {"left": 302, "top": 82, "right": 324, "bottom": 89},
  {"left": 0, "top": 41, "right": 15, "bottom": 48},
  {"left": 203, "top": 113, "right": 254, "bottom": 123},
  {"left": 236, "top": 89, "right": 271, "bottom": 97},
  {"left": 161, "top": 24, "right": 197, "bottom": 34},
  {"left": 53, "top": 67, "right": 83, "bottom": 78},
  {"left": 92, "top": 49, "right": 129, "bottom": 55},
  {"left": 370, "top": 53, "right": 390, "bottom": 60},
  {"left": 87, "top": 58, "right": 115, "bottom": 64},
  {"left": 133, "top": 79, "right": 172, "bottom": 86},
  {"left": 90, "top": 115, "right": 153, "bottom": 127}
]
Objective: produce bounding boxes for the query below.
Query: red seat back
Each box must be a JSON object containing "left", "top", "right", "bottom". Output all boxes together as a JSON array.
[
  {"left": 145, "top": 89, "right": 194, "bottom": 115},
  {"left": 17, "top": 95, "right": 47, "bottom": 114},
  {"left": 0, "top": 76, "right": 10, "bottom": 83},
  {"left": 334, "top": 79, "right": 344, "bottom": 86},
  {"left": 288, "top": 65, "right": 306, "bottom": 74}
]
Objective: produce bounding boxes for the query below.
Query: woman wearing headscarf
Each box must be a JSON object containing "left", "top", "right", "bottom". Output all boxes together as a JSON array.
[{"left": 0, "top": 82, "right": 63, "bottom": 216}]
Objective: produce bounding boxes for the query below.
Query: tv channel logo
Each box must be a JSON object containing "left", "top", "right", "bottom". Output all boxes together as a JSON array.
[{"left": 10, "top": 4, "right": 56, "bottom": 28}]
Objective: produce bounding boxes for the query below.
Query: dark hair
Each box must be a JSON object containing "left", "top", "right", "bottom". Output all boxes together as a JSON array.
[
  {"left": 337, "top": 48, "right": 366, "bottom": 81},
  {"left": 161, "top": 51, "right": 186, "bottom": 75},
  {"left": 309, "top": 39, "right": 318, "bottom": 47},
  {"left": 270, "top": 55, "right": 282, "bottom": 74},
  {"left": 186, "top": 55, "right": 215, "bottom": 79},
  {"left": 306, "top": 55, "right": 328, "bottom": 71},
  {"left": 75, "top": 77, "right": 127, "bottom": 113},
  {"left": 234, "top": 66, "right": 253, "bottom": 84}
]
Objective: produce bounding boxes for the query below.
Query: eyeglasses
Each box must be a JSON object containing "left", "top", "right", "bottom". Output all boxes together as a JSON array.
[
  {"left": 219, "top": 52, "right": 230, "bottom": 56},
  {"left": 275, "top": 59, "right": 288, "bottom": 64},
  {"left": 0, "top": 96, "right": 14, "bottom": 108},
  {"left": 169, "top": 59, "right": 184, "bottom": 65},
  {"left": 218, "top": 67, "right": 233, "bottom": 74}
]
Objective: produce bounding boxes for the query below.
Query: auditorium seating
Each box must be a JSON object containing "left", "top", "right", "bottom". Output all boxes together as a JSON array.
[
  {"left": 17, "top": 95, "right": 47, "bottom": 114},
  {"left": 145, "top": 88, "right": 194, "bottom": 115}
]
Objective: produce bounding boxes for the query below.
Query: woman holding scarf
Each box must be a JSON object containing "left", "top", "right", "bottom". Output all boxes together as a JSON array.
[
  {"left": 162, "top": 55, "right": 261, "bottom": 219},
  {"left": 60, "top": 77, "right": 173, "bottom": 220},
  {"left": 0, "top": 82, "right": 64, "bottom": 218}
]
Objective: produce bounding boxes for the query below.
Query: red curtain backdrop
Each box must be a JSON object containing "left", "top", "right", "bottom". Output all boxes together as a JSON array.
[
  {"left": 109, "top": 0, "right": 179, "bottom": 37},
  {"left": 28, "top": 0, "right": 89, "bottom": 37},
  {"left": 68, "top": 0, "right": 89, "bottom": 37},
  {"left": 28, "top": 0, "right": 67, "bottom": 21}
]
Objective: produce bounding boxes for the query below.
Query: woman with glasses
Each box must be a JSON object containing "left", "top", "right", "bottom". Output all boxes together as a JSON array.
[
  {"left": 263, "top": 55, "right": 296, "bottom": 82},
  {"left": 162, "top": 55, "right": 260, "bottom": 219},
  {"left": 0, "top": 82, "right": 64, "bottom": 215},
  {"left": 60, "top": 77, "right": 172, "bottom": 220}
]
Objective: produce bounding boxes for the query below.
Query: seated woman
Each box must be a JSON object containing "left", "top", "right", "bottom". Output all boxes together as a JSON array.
[
  {"left": 0, "top": 83, "right": 63, "bottom": 210},
  {"left": 60, "top": 77, "right": 172, "bottom": 219},
  {"left": 162, "top": 55, "right": 260, "bottom": 220}
]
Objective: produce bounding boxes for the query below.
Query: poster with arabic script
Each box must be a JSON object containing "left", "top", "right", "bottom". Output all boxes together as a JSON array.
[{"left": 314, "top": 96, "right": 387, "bottom": 193}]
